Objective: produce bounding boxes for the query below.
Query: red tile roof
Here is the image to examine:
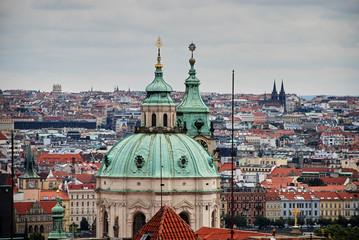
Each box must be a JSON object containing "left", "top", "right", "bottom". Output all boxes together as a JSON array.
[
  {"left": 14, "top": 202, "right": 34, "bottom": 214},
  {"left": 40, "top": 190, "right": 69, "bottom": 201},
  {"left": 40, "top": 201, "right": 57, "bottom": 213},
  {"left": 14, "top": 201, "right": 56, "bottom": 214},
  {"left": 76, "top": 174, "right": 96, "bottom": 184},
  {"left": 314, "top": 191, "right": 342, "bottom": 201},
  {"left": 132, "top": 204, "right": 199, "bottom": 240},
  {"left": 0, "top": 132, "right": 8, "bottom": 140},
  {"left": 196, "top": 227, "right": 273, "bottom": 240},
  {"left": 320, "top": 177, "right": 348, "bottom": 185},
  {"left": 270, "top": 168, "right": 301, "bottom": 177},
  {"left": 68, "top": 184, "right": 96, "bottom": 190},
  {"left": 309, "top": 185, "right": 346, "bottom": 192},
  {"left": 37, "top": 154, "right": 84, "bottom": 166},
  {"left": 277, "top": 191, "right": 318, "bottom": 201},
  {"left": 218, "top": 163, "right": 237, "bottom": 173}
]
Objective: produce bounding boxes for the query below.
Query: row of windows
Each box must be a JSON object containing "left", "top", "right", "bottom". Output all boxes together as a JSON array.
[
  {"left": 283, "top": 210, "right": 318, "bottom": 216},
  {"left": 71, "top": 209, "right": 95, "bottom": 214},
  {"left": 267, "top": 203, "right": 280, "bottom": 208},
  {"left": 227, "top": 196, "right": 265, "bottom": 201},
  {"left": 71, "top": 216, "right": 94, "bottom": 222},
  {"left": 283, "top": 203, "right": 318, "bottom": 209},
  {"left": 71, "top": 194, "right": 95, "bottom": 200},
  {"left": 71, "top": 201, "right": 95, "bottom": 207},
  {"left": 321, "top": 210, "right": 341, "bottom": 216},
  {"left": 321, "top": 203, "right": 342, "bottom": 209}
]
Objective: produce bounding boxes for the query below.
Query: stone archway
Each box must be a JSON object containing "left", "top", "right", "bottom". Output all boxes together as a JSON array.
[
  {"left": 29, "top": 225, "right": 33, "bottom": 233},
  {"left": 179, "top": 212, "right": 190, "bottom": 226},
  {"left": 40, "top": 225, "right": 44, "bottom": 233},
  {"left": 132, "top": 212, "right": 146, "bottom": 237},
  {"left": 34, "top": 225, "right": 38, "bottom": 232}
]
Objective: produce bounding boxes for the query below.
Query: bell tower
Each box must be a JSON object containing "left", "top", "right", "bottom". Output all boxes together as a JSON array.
[
  {"left": 177, "top": 43, "right": 216, "bottom": 154},
  {"left": 18, "top": 144, "right": 41, "bottom": 200}
]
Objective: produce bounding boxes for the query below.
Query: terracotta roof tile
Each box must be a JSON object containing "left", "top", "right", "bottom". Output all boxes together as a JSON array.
[
  {"left": 132, "top": 204, "right": 199, "bottom": 240},
  {"left": 196, "top": 227, "right": 273, "bottom": 240}
]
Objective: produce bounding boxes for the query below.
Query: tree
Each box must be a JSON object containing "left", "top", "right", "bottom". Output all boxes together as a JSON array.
[
  {"left": 297, "top": 217, "right": 305, "bottom": 227},
  {"left": 234, "top": 214, "right": 247, "bottom": 228},
  {"left": 318, "top": 217, "right": 332, "bottom": 226},
  {"left": 29, "top": 232, "right": 45, "bottom": 240},
  {"left": 335, "top": 215, "right": 348, "bottom": 227},
  {"left": 254, "top": 215, "right": 270, "bottom": 228},
  {"left": 306, "top": 218, "right": 314, "bottom": 227},
  {"left": 287, "top": 218, "right": 295, "bottom": 226},
  {"left": 274, "top": 217, "right": 286, "bottom": 228},
  {"left": 80, "top": 217, "right": 89, "bottom": 231},
  {"left": 222, "top": 214, "right": 231, "bottom": 228}
]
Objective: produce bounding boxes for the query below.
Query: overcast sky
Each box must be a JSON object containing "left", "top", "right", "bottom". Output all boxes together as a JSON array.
[{"left": 0, "top": 0, "right": 358, "bottom": 95}]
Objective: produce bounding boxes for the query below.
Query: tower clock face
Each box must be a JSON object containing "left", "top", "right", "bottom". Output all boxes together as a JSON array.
[
  {"left": 197, "top": 139, "right": 208, "bottom": 151},
  {"left": 29, "top": 182, "right": 35, "bottom": 189}
]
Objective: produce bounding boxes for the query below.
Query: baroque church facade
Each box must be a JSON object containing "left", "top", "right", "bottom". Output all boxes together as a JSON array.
[{"left": 95, "top": 40, "right": 221, "bottom": 238}]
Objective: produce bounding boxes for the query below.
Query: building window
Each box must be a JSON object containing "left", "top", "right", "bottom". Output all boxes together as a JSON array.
[
  {"left": 152, "top": 113, "right": 156, "bottom": 127},
  {"left": 163, "top": 114, "right": 168, "bottom": 127}
]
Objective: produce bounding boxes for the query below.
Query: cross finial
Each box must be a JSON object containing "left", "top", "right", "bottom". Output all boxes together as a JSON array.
[{"left": 155, "top": 37, "right": 163, "bottom": 49}]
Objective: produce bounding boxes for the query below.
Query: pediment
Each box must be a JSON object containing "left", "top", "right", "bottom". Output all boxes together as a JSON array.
[
  {"left": 129, "top": 199, "right": 150, "bottom": 210},
  {"left": 173, "top": 199, "right": 194, "bottom": 210}
]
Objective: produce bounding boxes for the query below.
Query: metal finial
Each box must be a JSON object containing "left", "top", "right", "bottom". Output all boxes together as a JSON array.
[
  {"left": 189, "top": 42, "right": 196, "bottom": 58},
  {"left": 155, "top": 37, "right": 163, "bottom": 49}
]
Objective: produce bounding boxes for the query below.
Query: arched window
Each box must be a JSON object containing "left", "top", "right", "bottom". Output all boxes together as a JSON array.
[
  {"left": 163, "top": 114, "right": 168, "bottom": 127},
  {"left": 34, "top": 225, "right": 38, "bottom": 232},
  {"left": 179, "top": 212, "right": 190, "bottom": 225},
  {"left": 29, "top": 226, "right": 33, "bottom": 233},
  {"left": 40, "top": 225, "right": 44, "bottom": 233},
  {"left": 133, "top": 212, "right": 146, "bottom": 236},
  {"left": 152, "top": 113, "right": 156, "bottom": 127},
  {"left": 144, "top": 113, "right": 146, "bottom": 126},
  {"left": 211, "top": 210, "right": 215, "bottom": 227},
  {"left": 103, "top": 211, "right": 109, "bottom": 236}
]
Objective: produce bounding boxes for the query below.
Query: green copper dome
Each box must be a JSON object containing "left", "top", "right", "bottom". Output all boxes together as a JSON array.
[
  {"left": 142, "top": 41, "right": 175, "bottom": 106},
  {"left": 52, "top": 197, "right": 64, "bottom": 214},
  {"left": 97, "top": 132, "right": 219, "bottom": 178}
]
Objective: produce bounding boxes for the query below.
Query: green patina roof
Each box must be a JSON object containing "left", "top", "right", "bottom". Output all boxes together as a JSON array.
[
  {"left": 97, "top": 132, "right": 219, "bottom": 178},
  {"left": 176, "top": 55, "right": 211, "bottom": 136},
  {"left": 19, "top": 144, "right": 40, "bottom": 179},
  {"left": 52, "top": 196, "right": 65, "bottom": 214},
  {"left": 142, "top": 49, "right": 176, "bottom": 106},
  {"left": 177, "top": 58, "right": 209, "bottom": 113}
]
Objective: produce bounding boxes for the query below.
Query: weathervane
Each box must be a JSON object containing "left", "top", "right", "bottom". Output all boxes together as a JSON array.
[{"left": 189, "top": 42, "right": 196, "bottom": 58}]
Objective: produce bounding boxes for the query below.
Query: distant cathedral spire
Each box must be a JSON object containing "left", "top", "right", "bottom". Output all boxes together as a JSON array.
[
  {"left": 279, "top": 79, "right": 286, "bottom": 112},
  {"left": 271, "top": 79, "right": 278, "bottom": 101}
]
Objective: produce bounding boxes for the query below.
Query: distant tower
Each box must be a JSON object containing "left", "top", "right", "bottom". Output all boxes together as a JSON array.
[
  {"left": 91, "top": 86, "right": 93, "bottom": 92},
  {"left": 47, "top": 190, "right": 67, "bottom": 240},
  {"left": 271, "top": 80, "right": 278, "bottom": 102},
  {"left": 264, "top": 92, "right": 267, "bottom": 102},
  {"left": 279, "top": 80, "right": 287, "bottom": 112},
  {"left": 18, "top": 144, "right": 40, "bottom": 191},
  {"left": 52, "top": 84, "right": 62, "bottom": 93}
]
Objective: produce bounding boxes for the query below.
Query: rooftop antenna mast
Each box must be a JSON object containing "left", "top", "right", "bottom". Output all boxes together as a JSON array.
[
  {"left": 156, "top": 37, "right": 164, "bottom": 208},
  {"left": 231, "top": 70, "right": 235, "bottom": 240}
]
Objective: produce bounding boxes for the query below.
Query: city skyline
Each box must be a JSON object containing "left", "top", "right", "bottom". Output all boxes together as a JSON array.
[{"left": 0, "top": 0, "right": 358, "bottom": 95}]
